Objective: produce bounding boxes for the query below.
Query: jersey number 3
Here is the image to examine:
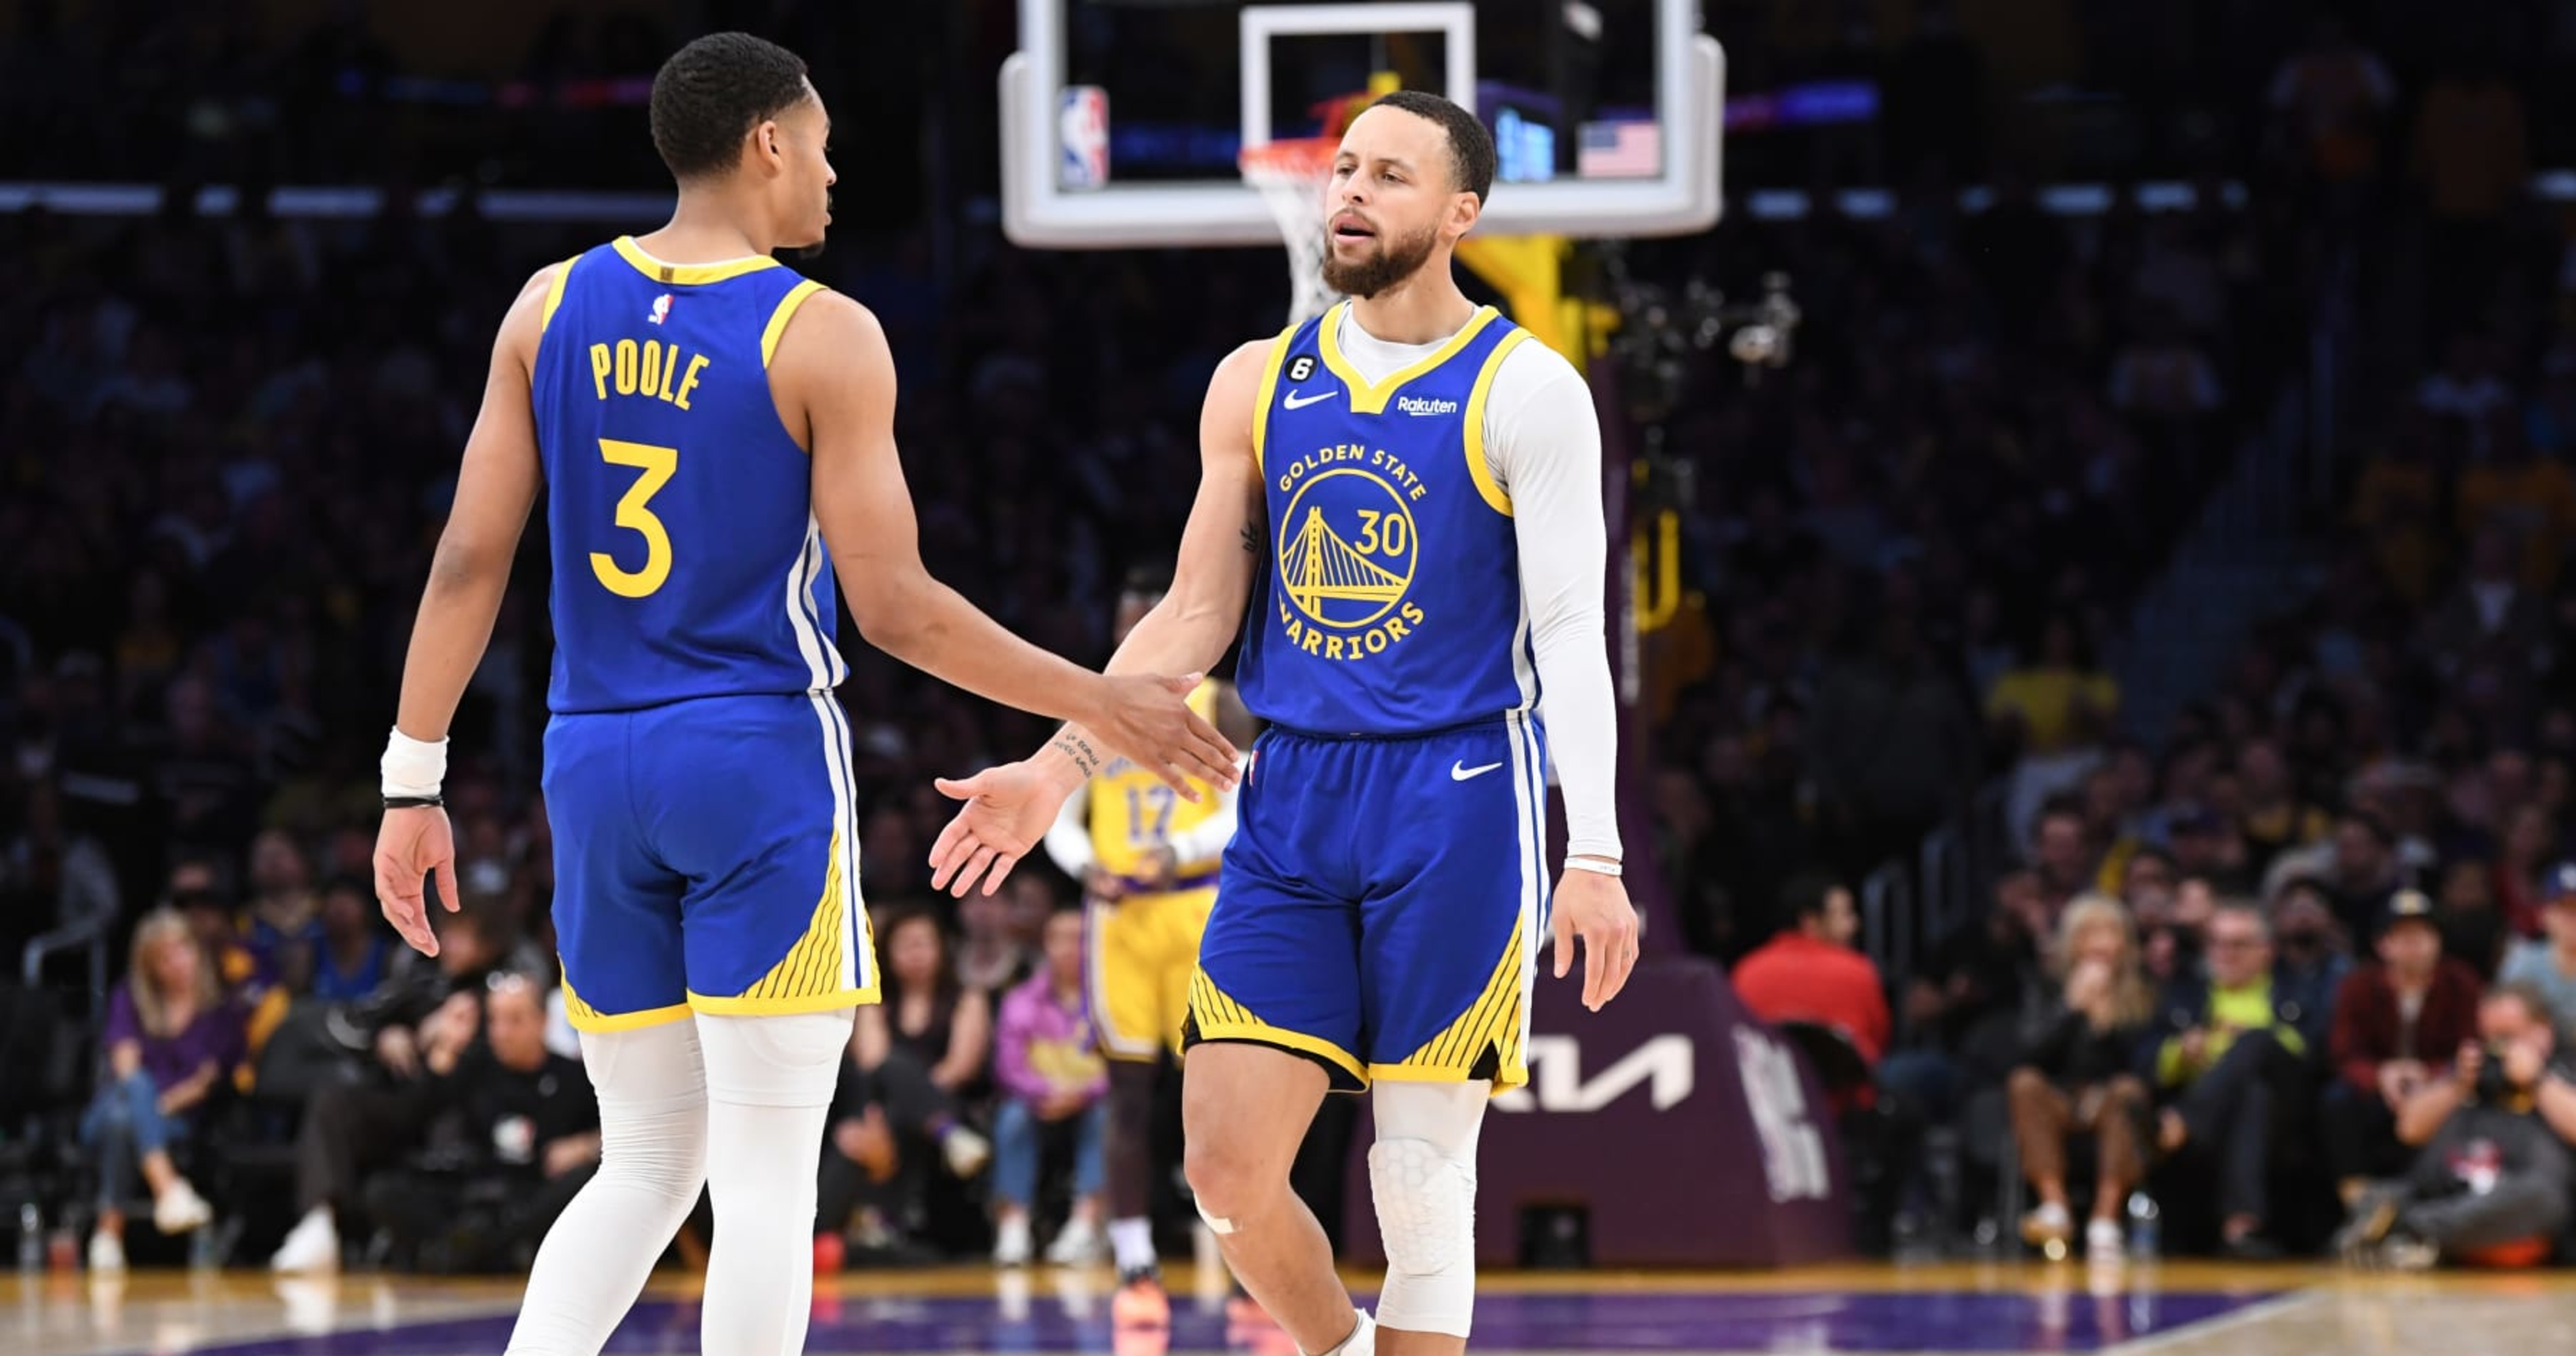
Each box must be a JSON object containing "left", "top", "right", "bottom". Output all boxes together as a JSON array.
[{"left": 589, "top": 438, "right": 677, "bottom": 598}]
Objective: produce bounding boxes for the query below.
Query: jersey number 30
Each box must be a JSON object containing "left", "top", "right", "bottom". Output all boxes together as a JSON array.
[{"left": 589, "top": 438, "right": 677, "bottom": 598}]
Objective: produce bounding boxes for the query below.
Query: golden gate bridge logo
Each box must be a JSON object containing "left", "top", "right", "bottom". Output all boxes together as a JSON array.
[{"left": 1276, "top": 467, "right": 1417, "bottom": 629}]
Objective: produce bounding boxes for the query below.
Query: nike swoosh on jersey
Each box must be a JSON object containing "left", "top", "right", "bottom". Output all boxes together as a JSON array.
[
  {"left": 1282, "top": 388, "right": 1340, "bottom": 410},
  {"left": 1451, "top": 761, "right": 1504, "bottom": 782}
]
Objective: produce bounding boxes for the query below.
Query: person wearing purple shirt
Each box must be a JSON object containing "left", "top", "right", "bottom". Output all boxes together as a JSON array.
[
  {"left": 990, "top": 906, "right": 1110, "bottom": 1267},
  {"left": 83, "top": 908, "right": 247, "bottom": 1271}
]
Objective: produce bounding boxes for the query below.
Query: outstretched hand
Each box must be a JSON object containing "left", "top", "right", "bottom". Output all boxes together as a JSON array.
[
  {"left": 1551, "top": 869, "right": 1641, "bottom": 1012},
  {"left": 375, "top": 805, "right": 462, "bottom": 957},
  {"left": 929, "top": 761, "right": 1079, "bottom": 898},
  {"left": 1083, "top": 673, "right": 1239, "bottom": 801}
]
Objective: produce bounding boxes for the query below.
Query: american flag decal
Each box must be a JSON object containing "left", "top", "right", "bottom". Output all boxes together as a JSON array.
[{"left": 1577, "top": 121, "right": 1662, "bottom": 179}]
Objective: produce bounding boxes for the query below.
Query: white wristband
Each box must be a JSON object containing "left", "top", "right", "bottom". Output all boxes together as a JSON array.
[
  {"left": 1565, "top": 857, "right": 1622, "bottom": 878},
  {"left": 382, "top": 727, "right": 448, "bottom": 799}
]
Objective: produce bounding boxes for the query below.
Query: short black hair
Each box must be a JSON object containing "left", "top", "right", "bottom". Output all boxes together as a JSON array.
[
  {"left": 649, "top": 33, "right": 811, "bottom": 181},
  {"left": 1779, "top": 873, "right": 1845, "bottom": 925},
  {"left": 1367, "top": 89, "right": 1495, "bottom": 206}
]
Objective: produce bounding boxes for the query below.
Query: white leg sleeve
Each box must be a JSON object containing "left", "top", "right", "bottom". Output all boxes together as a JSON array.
[
  {"left": 698, "top": 1010, "right": 856, "bottom": 1356},
  {"left": 506, "top": 1019, "right": 710, "bottom": 1356},
  {"left": 1367, "top": 1080, "right": 1489, "bottom": 1340}
]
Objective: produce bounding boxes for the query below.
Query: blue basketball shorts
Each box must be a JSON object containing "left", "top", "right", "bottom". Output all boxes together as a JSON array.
[
  {"left": 1184, "top": 712, "right": 1551, "bottom": 1093},
  {"left": 542, "top": 691, "right": 874, "bottom": 1031}
]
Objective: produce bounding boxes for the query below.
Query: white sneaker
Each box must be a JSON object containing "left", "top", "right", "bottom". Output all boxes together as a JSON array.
[
  {"left": 994, "top": 1214, "right": 1034, "bottom": 1267},
  {"left": 1045, "top": 1217, "right": 1105, "bottom": 1267},
  {"left": 2019, "top": 1201, "right": 2072, "bottom": 1248},
  {"left": 944, "top": 1126, "right": 992, "bottom": 1178},
  {"left": 153, "top": 1179, "right": 213, "bottom": 1234},
  {"left": 269, "top": 1206, "right": 340, "bottom": 1273},
  {"left": 2085, "top": 1218, "right": 2124, "bottom": 1259},
  {"left": 87, "top": 1230, "right": 125, "bottom": 1273}
]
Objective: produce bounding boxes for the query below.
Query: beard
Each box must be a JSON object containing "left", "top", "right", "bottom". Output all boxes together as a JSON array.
[{"left": 1318, "top": 220, "right": 1438, "bottom": 299}]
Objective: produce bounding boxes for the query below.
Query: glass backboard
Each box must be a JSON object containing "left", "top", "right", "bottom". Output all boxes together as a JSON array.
[{"left": 1000, "top": 0, "right": 1723, "bottom": 247}]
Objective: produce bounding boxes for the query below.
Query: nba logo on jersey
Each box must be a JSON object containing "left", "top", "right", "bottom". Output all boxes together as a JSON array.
[
  {"left": 646, "top": 294, "right": 672, "bottom": 325},
  {"left": 1059, "top": 85, "right": 1110, "bottom": 191}
]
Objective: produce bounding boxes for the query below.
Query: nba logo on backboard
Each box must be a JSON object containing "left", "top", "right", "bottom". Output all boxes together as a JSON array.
[{"left": 1058, "top": 86, "right": 1110, "bottom": 191}]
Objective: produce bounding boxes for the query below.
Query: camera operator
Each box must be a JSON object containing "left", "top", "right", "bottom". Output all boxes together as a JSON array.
[{"left": 2339, "top": 983, "right": 2573, "bottom": 1268}]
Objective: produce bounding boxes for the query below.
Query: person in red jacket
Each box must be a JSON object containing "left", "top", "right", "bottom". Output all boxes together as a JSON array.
[
  {"left": 1733, "top": 875, "right": 1891, "bottom": 1066},
  {"left": 2325, "top": 888, "right": 2484, "bottom": 1206}
]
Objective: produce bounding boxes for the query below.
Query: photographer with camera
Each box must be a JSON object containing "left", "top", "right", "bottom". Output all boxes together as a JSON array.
[{"left": 2339, "top": 983, "right": 2574, "bottom": 1268}]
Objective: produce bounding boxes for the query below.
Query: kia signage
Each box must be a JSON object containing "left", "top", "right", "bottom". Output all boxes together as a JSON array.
[{"left": 1342, "top": 956, "right": 1851, "bottom": 1267}]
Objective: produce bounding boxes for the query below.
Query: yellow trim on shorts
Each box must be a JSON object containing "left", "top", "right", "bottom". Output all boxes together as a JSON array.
[
  {"left": 687, "top": 829, "right": 874, "bottom": 1017},
  {"left": 1188, "top": 967, "right": 1367, "bottom": 1089},
  {"left": 560, "top": 974, "right": 693, "bottom": 1034},
  {"left": 761, "top": 279, "right": 828, "bottom": 368},
  {"left": 1249, "top": 321, "right": 1297, "bottom": 473},
  {"left": 687, "top": 983, "right": 881, "bottom": 1017},
  {"left": 1462, "top": 329, "right": 1532, "bottom": 517},
  {"left": 1316, "top": 301, "right": 1501, "bottom": 414},
  {"left": 536, "top": 256, "right": 578, "bottom": 335},
  {"left": 1373, "top": 911, "right": 1530, "bottom": 1092}
]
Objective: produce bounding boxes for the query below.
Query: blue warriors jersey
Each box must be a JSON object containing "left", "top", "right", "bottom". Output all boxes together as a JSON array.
[
  {"left": 1236, "top": 302, "right": 1537, "bottom": 736},
  {"left": 529, "top": 237, "right": 846, "bottom": 714}
]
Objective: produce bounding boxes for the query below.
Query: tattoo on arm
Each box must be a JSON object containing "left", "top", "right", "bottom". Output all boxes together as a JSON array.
[
  {"left": 1241, "top": 511, "right": 1266, "bottom": 556},
  {"left": 1051, "top": 730, "right": 1102, "bottom": 779}
]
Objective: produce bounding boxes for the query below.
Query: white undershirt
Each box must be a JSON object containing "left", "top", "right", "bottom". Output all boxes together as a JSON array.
[{"left": 1329, "top": 307, "right": 1622, "bottom": 863}]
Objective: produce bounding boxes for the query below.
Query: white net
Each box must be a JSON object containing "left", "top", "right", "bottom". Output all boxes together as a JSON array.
[{"left": 1241, "top": 138, "right": 1345, "bottom": 326}]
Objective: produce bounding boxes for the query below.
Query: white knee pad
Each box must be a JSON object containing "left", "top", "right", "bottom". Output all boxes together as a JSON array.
[
  {"left": 696, "top": 1010, "right": 855, "bottom": 1109},
  {"left": 1368, "top": 1081, "right": 1487, "bottom": 1338}
]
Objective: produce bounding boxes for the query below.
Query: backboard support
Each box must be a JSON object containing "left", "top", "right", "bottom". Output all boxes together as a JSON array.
[{"left": 1000, "top": 0, "right": 1724, "bottom": 248}]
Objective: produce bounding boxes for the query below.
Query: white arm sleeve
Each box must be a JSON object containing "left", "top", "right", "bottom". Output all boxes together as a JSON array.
[
  {"left": 1042, "top": 786, "right": 1096, "bottom": 879},
  {"left": 1162, "top": 761, "right": 1247, "bottom": 869},
  {"left": 1487, "top": 341, "right": 1622, "bottom": 862}
]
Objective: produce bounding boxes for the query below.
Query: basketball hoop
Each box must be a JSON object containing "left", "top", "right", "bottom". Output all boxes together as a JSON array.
[{"left": 1241, "top": 136, "right": 1344, "bottom": 326}]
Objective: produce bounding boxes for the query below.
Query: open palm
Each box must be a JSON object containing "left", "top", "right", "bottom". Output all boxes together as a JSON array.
[{"left": 929, "top": 761, "right": 1074, "bottom": 898}]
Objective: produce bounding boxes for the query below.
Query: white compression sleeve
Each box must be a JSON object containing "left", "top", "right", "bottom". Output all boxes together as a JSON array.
[
  {"left": 1043, "top": 783, "right": 1096, "bottom": 879},
  {"left": 506, "top": 1019, "right": 710, "bottom": 1356},
  {"left": 1485, "top": 342, "right": 1622, "bottom": 862},
  {"left": 1368, "top": 1079, "right": 1491, "bottom": 1338},
  {"left": 699, "top": 1010, "right": 857, "bottom": 1356},
  {"left": 1163, "top": 768, "right": 1243, "bottom": 868}
]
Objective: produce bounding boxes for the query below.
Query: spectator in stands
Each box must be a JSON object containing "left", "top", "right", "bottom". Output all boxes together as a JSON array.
[
  {"left": 2235, "top": 738, "right": 2331, "bottom": 866},
  {"left": 2029, "top": 799, "right": 2102, "bottom": 912},
  {"left": 2270, "top": 880, "right": 2356, "bottom": 1016},
  {"left": 268, "top": 986, "right": 483, "bottom": 1273},
  {"left": 309, "top": 875, "right": 392, "bottom": 1001},
  {"left": 2143, "top": 902, "right": 2317, "bottom": 1256},
  {"left": 1733, "top": 874, "right": 1891, "bottom": 1069},
  {"left": 1887, "top": 869, "right": 2052, "bottom": 1121},
  {"left": 1986, "top": 616, "right": 2119, "bottom": 764},
  {"left": 2496, "top": 865, "right": 2576, "bottom": 1027},
  {"left": 82, "top": 909, "right": 243, "bottom": 1271},
  {"left": 858, "top": 908, "right": 992, "bottom": 1100},
  {"left": 357, "top": 976, "right": 600, "bottom": 1273},
  {"left": 242, "top": 827, "right": 321, "bottom": 994},
  {"left": 2325, "top": 890, "right": 2484, "bottom": 1208},
  {"left": 2266, "top": 812, "right": 2406, "bottom": 942},
  {"left": 2342, "top": 984, "right": 2572, "bottom": 1269},
  {"left": 955, "top": 885, "right": 1034, "bottom": 996},
  {"left": 2008, "top": 896, "right": 2155, "bottom": 1258},
  {"left": 988, "top": 906, "right": 1108, "bottom": 1267}
]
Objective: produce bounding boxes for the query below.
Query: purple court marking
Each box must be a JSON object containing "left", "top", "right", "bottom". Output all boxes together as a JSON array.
[{"left": 147, "top": 1288, "right": 2283, "bottom": 1355}]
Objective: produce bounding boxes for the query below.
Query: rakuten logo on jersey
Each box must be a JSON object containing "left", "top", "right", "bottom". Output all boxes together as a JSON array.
[{"left": 1396, "top": 395, "right": 1460, "bottom": 417}]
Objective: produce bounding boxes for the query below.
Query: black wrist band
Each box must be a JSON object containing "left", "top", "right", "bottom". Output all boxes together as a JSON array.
[{"left": 383, "top": 795, "right": 444, "bottom": 810}]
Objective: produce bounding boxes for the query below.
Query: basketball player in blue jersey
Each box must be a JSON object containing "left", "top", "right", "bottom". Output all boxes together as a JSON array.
[
  {"left": 929, "top": 90, "right": 1638, "bottom": 1356},
  {"left": 366, "top": 33, "right": 1234, "bottom": 1356}
]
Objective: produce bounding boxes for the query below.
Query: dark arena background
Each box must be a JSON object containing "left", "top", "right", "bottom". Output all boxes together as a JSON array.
[{"left": 8, "top": 0, "right": 2576, "bottom": 1353}]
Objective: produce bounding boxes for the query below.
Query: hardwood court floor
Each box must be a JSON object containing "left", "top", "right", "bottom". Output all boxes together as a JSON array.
[{"left": 10, "top": 1258, "right": 2571, "bottom": 1355}]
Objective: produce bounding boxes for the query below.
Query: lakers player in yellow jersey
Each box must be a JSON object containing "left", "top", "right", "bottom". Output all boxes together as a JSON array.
[{"left": 1041, "top": 568, "right": 1253, "bottom": 1323}]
